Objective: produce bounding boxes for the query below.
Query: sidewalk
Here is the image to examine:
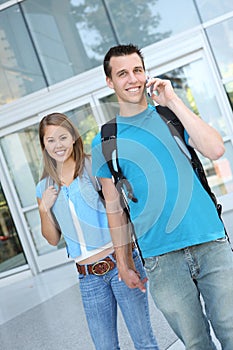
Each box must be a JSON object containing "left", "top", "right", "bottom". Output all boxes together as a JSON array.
[{"left": 0, "top": 262, "right": 219, "bottom": 350}]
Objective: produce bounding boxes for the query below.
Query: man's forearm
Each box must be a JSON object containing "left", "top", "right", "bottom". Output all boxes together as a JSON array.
[
  {"left": 101, "top": 177, "right": 133, "bottom": 268},
  {"left": 106, "top": 210, "right": 132, "bottom": 247},
  {"left": 167, "top": 96, "right": 225, "bottom": 159}
]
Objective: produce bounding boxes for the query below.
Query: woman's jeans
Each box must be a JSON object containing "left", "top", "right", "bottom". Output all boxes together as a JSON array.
[
  {"left": 79, "top": 249, "right": 159, "bottom": 350},
  {"left": 144, "top": 238, "right": 233, "bottom": 350}
]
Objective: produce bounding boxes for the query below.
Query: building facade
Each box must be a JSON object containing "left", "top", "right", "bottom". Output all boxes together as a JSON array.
[{"left": 0, "top": 0, "right": 233, "bottom": 279}]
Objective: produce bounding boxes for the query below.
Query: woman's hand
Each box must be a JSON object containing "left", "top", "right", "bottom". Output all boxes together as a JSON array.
[{"left": 40, "top": 186, "right": 58, "bottom": 212}]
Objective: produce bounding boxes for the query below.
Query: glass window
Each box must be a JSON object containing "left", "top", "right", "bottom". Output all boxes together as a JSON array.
[
  {"left": 159, "top": 61, "right": 228, "bottom": 137},
  {"left": 195, "top": 0, "right": 233, "bottom": 22},
  {"left": 206, "top": 18, "right": 233, "bottom": 80},
  {"left": 1, "top": 124, "right": 41, "bottom": 208},
  {"left": 104, "top": 0, "right": 200, "bottom": 47},
  {"left": 66, "top": 103, "right": 99, "bottom": 153},
  {"left": 0, "top": 4, "right": 47, "bottom": 105},
  {"left": 200, "top": 140, "right": 233, "bottom": 196},
  {"left": 21, "top": 0, "right": 117, "bottom": 85},
  {"left": 0, "top": 183, "right": 27, "bottom": 273},
  {"left": 98, "top": 94, "right": 119, "bottom": 123}
]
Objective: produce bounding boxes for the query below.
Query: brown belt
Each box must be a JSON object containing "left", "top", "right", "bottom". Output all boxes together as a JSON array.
[
  {"left": 76, "top": 256, "right": 116, "bottom": 276},
  {"left": 76, "top": 243, "right": 135, "bottom": 276}
]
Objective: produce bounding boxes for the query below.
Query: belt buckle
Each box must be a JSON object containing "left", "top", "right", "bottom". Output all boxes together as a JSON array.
[{"left": 92, "top": 260, "right": 111, "bottom": 276}]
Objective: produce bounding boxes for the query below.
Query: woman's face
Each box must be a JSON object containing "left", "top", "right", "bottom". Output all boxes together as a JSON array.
[{"left": 43, "top": 125, "right": 75, "bottom": 163}]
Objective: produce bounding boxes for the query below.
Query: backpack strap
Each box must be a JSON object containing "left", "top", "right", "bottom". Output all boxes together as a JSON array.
[
  {"left": 101, "top": 119, "right": 138, "bottom": 204},
  {"left": 45, "top": 175, "right": 54, "bottom": 189},
  {"left": 101, "top": 119, "right": 123, "bottom": 182},
  {"left": 101, "top": 119, "right": 142, "bottom": 259},
  {"left": 84, "top": 156, "right": 103, "bottom": 196}
]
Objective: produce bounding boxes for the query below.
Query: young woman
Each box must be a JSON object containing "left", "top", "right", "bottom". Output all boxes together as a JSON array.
[{"left": 36, "top": 113, "right": 159, "bottom": 350}]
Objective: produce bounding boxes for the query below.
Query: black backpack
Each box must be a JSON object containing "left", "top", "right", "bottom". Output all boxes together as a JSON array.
[{"left": 100, "top": 105, "right": 229, "bottom": 242}]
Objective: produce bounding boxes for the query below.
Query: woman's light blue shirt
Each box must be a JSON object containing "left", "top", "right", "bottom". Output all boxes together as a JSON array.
[{"left": 36, "top": 168, "right": 112, "bottom": 258}]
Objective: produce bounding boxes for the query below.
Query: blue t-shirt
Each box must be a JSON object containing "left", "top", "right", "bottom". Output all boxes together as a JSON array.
[{"left": 92, "top": 105, "right": 224, "bottom": 258}]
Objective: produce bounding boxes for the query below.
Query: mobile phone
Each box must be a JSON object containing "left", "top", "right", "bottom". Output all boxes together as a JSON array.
[
  {"left": 146, "top": 76, "right": 159, "bottom": 98},
  {"left": 146, "top": 76, "right": 154, "bottom": 97}
]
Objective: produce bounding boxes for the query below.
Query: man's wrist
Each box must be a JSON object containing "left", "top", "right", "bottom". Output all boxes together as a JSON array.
[{"left": 166, "top": 95, "right": 182, "bottom": 111}]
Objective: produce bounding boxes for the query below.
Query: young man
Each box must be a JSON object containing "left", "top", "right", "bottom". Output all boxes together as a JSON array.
[{"left": 92, "top": 44, "right": 233, "bottom": 349}]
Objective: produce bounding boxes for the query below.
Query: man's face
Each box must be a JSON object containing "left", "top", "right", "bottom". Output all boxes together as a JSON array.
[{"left": 106, "top": 53, "right": 147, "bottom": 106}]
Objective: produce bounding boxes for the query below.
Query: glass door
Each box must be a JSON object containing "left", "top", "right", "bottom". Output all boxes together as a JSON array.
[{"left": 0, "top": 183, "right": 27, "bottom": 276}]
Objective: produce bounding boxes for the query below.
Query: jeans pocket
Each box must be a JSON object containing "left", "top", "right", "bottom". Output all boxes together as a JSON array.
[{"left": 144, "top": 256, "right": 159, "bottom": 273}]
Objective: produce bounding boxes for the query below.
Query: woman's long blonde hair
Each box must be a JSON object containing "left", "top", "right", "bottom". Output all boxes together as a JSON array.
[{"left": 39, "top": 112, "right": 87, "bottom": 186}]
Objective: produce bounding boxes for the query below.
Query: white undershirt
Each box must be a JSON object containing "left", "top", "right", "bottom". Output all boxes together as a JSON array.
[{"left": 68, "top": 199, "right": 113, "bottom": 263}]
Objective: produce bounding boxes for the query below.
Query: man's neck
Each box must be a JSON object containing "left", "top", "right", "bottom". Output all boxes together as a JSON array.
[{"left": 119, "top": 101, "right": 148, "bottom": 117}]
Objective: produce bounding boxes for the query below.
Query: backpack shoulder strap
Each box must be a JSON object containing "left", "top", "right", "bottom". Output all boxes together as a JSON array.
[
  {"left": 84, "top": 156, "right": 104, "bottom": 200},
  {"left": 101, "top": 118, "right": 141, "bottom": 257},
  {"left": 156, "top": 105, "right": 185, "bottom": 144},
  {"left": 101, "top": 118, "right": 137, "bottom": 204},
  {"left": 156, "top": 105, "right": 192, "bottom": 160},
  {"left": 84, "top": 156, "right": 100, "bottom": 190},
  {"left": 101, "top": 118, "right": 123, "bottom": 184},
  {"left": 45, "top": 175, "right": 54, "bottom": 188}
]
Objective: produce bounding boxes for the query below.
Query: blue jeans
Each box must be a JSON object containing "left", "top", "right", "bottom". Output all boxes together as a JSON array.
[
  {"left": 79, "top": 249, "right": 159, "bottom": 350},
  {"left": 144, "top": 238, "right": 233, "bottom": 350}
]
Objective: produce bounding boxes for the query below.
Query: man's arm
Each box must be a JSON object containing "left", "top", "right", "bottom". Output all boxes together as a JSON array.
[
  {"left": 147, "top": 78, "right": 225, "bottom": 160},
  {"left": 100, "top": 177, "right": 147, "bottom": 292}
]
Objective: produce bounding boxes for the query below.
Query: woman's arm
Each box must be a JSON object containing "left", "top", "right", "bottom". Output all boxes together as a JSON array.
[{"left": 37, "top": 186, "right": 61, "bottom": 245}]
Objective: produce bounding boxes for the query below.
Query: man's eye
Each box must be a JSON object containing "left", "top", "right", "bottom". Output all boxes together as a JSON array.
[{"left": 119, "top": 72, "right": 126, "bottom": 77}]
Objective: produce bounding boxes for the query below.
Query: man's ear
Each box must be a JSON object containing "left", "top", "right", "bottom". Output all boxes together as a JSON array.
[{"left": 106, "top": 76, "right": 114, "bottom": 89}]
